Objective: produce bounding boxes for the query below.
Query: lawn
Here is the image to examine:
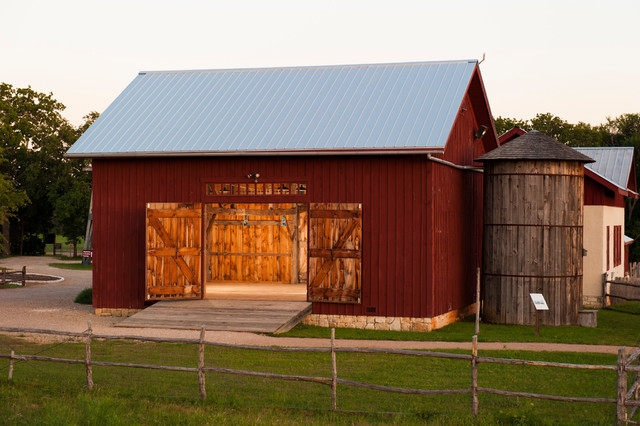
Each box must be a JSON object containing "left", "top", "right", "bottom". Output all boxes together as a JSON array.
[
  {"left": 0, "top": 335, "right": 626, "bottom": 424},
  {"left": 277, "top": 303, "right": 640, "bottom": 347},
  {"left": 48, "top": 262, "right": 92, "bottom": 271}
]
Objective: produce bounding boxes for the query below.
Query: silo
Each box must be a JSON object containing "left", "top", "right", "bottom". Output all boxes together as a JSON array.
[{"left": 476, "top": 131, "right": 594, "bottom": 325}]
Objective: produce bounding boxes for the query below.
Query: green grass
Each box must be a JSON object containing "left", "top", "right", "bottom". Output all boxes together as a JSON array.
[
  {"left": 48, "top": 262, "right": 92, "bottom": 270},
  {"left": 277, "top": 303, "right": 640, "bottom": 347},
  {"left": 0, "top": 283, "right": 21, "bottom": 289},
  {"left": 0, "top": 335, "right": 625, "bottom": 424}
]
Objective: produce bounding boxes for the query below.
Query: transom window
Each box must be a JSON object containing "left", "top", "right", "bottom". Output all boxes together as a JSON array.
[{"left": 206, "top": 182, "right": 307, "bottom": 196}]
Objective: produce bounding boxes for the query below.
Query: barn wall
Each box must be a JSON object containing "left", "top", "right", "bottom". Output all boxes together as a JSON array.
[
  {"left": 93, "top": 156, "right": 440, "bottom": 317},
  {"left": 426, "top": 90, "right": 486, "bottom": 317},
  {"left": 584, "top": 175, "right": 624, "bottom": 207},
  {"left": 583, "top": 204, "right": 626, "bottom": 306}
]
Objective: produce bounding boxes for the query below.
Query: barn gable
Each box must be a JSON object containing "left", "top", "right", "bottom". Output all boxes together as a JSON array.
[
  {"left": 68, "top": 60, "right": 497, "bottom": 332},
  {"left": 67, "top": 60, "right": 488, "bottom": 158}
]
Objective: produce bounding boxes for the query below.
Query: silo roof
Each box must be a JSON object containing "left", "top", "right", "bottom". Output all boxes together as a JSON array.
[{"left": 475, "top": 131, "right": 595, "bottom": 163}]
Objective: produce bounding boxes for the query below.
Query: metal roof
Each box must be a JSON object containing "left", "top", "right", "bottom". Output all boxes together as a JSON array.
[
  {"left": 573, "top": 147, "right": 635, "bottom": 192},
  {"left": 66, "top": 60, "right": 478, "bottom": 157}
]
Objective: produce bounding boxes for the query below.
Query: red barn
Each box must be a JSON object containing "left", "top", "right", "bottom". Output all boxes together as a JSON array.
[{"left": 67, "top": 60, "right": 498, "bottom": 331}]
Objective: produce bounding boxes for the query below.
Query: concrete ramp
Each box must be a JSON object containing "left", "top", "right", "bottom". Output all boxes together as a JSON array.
[{"left": 116, "top": 299, "right": 312, "bottom": 334}]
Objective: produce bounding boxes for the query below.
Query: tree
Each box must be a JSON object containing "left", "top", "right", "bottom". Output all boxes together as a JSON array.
[
  {"left": 493, "top": 116, "right": 530, "bottom": 136},
  {"left": 0, "top": 149, "right": 28, "bottom": 253},
  {"left": 0, "top": 83, "right": 77, "bottom": 254},
  {"left": 50, "top": 112, "right": 97, "bottom": 256}
]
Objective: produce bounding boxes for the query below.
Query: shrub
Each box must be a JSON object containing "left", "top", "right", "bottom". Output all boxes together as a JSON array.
[{"left": 74, "top": 287, "right": 92, "bottom": 304}]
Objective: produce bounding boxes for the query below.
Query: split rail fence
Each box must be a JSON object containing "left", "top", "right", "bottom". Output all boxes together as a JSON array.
[
  {"left": 0, "top": 267, "right": 26, "bottom": 288},
  {"left": 603, "top": 272, "right": 640, "bottom": 308},
  {"left": 0, "top": 323, "right": 639, "bottom": 424}
]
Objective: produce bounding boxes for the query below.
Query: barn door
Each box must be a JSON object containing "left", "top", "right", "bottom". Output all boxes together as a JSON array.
[
  {"left": 308, "top": 203, "right": 362, "bottom": 303},
  {"left": 146, "top": 203, "right": 202, "bottom": 300}
]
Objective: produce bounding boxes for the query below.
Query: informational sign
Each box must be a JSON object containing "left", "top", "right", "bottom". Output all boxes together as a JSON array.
[
  {"left": 530, "top": 293, "right": 549, "bottom": 311},
  {"left": 82, "top": 250, "right": 93, "bottom": 258}
]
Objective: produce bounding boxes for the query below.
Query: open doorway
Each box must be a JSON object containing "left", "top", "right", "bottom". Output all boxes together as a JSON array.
[{"left": 204, "top": 203, "right": 308, "bottom": 301}]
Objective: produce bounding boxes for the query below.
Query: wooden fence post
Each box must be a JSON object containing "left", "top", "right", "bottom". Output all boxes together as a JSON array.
[
  {"left": 475, "top": 268, "right": 481, "bottom": 336},
  {"left": 331, "top": 328, "right": 337, "bottom": 411},
  {"left": 198, "top": 325, "right": 207, "bottom": 400},
  {"left": 8, "top": 350, "right": 14, "bottom": 380},
  {"left": 617, "top": 347, "right": 627, "bottom": 424},
  {"left": 602, "top": 273, "right": 609, "bottom": 309},
  {"left": 85, "top": 320, "right": 94, "bottom": 391},
  {"left": 21, "top": 266, "right": 26, "bottom": 287},
  {"left": 472, "top": 335, "right": 478, "bottom": 416}
]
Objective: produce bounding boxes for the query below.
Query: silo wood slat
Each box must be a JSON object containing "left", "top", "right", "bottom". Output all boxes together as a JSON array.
[{"left": 483, "top": 161, "right": 584, "bottom": 325}]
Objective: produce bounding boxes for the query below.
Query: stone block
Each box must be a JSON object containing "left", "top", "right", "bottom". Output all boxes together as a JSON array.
[{"left": 578, "top": 310, "right": 598, "bottom": 328}]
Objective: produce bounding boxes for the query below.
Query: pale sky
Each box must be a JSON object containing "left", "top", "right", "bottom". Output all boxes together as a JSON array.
[{"left": 2, "top": 0, "right": 638, "bottom": 127}]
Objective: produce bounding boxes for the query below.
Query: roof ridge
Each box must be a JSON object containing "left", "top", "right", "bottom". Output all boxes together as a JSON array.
[{"left": 139, "top": 59, "right": 478, "bottom": 76}]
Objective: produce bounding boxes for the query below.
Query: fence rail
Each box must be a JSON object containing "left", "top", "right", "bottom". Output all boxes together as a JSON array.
[
  {"left": 602, "top": 273, "right": 640, "bottom": 309},
  {"left": 0, "top": 267, "right": 26, "bottom": 287},
  {"left": 0, "top": 323, "right": 639, "bottom": 423}
]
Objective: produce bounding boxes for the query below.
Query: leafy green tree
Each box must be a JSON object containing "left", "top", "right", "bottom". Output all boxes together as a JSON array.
[
  {"left": 50, "top": 113, "right": 97, "bottom": 256},
  {"left": 0, "top": 149, "right": 28, "bottom": 253},
  {"left": 0, "top": 83, "right": 79, "bottom": 254},
  {"left": 493, "top": 116, "right": 530, "bottom": 136}
]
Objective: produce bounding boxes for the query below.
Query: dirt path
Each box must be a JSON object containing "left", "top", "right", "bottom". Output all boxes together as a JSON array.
[{"left": 0, "top": 256, "right": 624, "bottom": 354}]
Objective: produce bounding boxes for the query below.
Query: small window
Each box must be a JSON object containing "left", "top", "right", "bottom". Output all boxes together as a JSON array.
[{"left": 205, "top": 182, "right": 308, "bottom": 197}]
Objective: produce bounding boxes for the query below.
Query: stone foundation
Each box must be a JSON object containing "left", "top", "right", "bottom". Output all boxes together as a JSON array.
[
  {"left": 582, "top": 295, "right": 602, "bottom": 309},
  {"left": 302, "top": 304, "right": 476, "bottom": 332},
  {"left": 94, "top": 308, "right": 141, "bottom": 317}
]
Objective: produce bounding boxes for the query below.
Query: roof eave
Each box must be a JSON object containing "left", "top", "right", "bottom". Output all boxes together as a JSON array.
[
  {"left": 65, "top": 146, "right": 446, "bottom": 159},
  {"left": 585, "top": 168, "right": 639, "bottom": 199}
]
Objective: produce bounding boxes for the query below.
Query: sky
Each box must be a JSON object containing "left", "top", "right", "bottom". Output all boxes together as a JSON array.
[{"left": 2, "top": 0, "right": 639, "bottom": 128}]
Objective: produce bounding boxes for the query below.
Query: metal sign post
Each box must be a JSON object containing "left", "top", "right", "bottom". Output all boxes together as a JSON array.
[{"left": 530, "top": 293, "right": 549, "bottom": 336}]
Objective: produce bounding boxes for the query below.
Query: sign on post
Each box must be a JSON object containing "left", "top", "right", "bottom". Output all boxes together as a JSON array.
[
  {"left": 530, "top": 293, "right": 548, "bottom": 336},
  {"left": 530, "top": 293, "right": 549, "bottom": 310}
]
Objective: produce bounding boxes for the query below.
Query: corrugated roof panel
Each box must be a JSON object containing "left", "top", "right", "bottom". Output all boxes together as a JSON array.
[
  {"left": 67, "top": 60, "right": 479, "bottom": 157},
  {"left": 574, "top": 147, "right": 635, "bottom": 191}
]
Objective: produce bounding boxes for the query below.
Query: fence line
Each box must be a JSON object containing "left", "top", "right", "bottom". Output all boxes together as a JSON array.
[
  {"left": 0, "top": 323, "right": 638, "bottom": 423},
  {"left": 602, "top": 273, "right": 640, "bottom": 309},
  {"left": 0, "top": 266, "right": 26, "bottom": 288}
]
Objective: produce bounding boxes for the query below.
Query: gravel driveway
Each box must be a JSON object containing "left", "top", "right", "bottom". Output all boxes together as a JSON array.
[{"left": 0, "top": 256, "right": 623, "bottom": 353}]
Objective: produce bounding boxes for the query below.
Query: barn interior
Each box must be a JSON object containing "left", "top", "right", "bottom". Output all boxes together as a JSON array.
[{"left": 203, "top": 202, "right": 308, "bottom": 301}]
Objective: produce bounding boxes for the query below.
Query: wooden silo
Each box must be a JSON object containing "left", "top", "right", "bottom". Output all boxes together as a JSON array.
[{"left": 476, "top": 131, "right": 594, "bottom": 325}]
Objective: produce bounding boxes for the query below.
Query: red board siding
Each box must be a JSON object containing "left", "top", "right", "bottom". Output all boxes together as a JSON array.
[
  {"left": 92, "top": 153, "right": 483, "bottom": 318},
  {"left": 584, "top": 175, "right": 625, "bottom": 207}
]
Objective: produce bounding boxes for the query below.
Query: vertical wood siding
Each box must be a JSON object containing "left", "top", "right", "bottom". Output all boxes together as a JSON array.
[
  {"left": 93, "top": 156, "right": 436, "bottom": 316},
  {"left": 93, "top": 154, "right": 488, "bottom": 317},
  {"left": 584, "top": 175, "right": 625, "bottom": 207},
  {"left": 482, "top": 161, "right": 584, "bottom": 326}
]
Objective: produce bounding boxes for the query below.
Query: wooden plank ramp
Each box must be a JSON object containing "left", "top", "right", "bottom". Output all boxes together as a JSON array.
[{"left": 116, "top": 300, "right": 312, "bottom": 334}]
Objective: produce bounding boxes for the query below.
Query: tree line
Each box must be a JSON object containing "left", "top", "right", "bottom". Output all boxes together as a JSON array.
[
  {"left": 1, "top": 82, "right": 639, "bottom": 259},
  {"left": 0, "top": 83, "right": 96, "bottom": 256}
]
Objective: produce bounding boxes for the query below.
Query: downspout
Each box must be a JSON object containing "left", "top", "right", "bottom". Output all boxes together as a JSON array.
[{"left": 426, "top": 154, "right": 484, "bottom": 173}]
